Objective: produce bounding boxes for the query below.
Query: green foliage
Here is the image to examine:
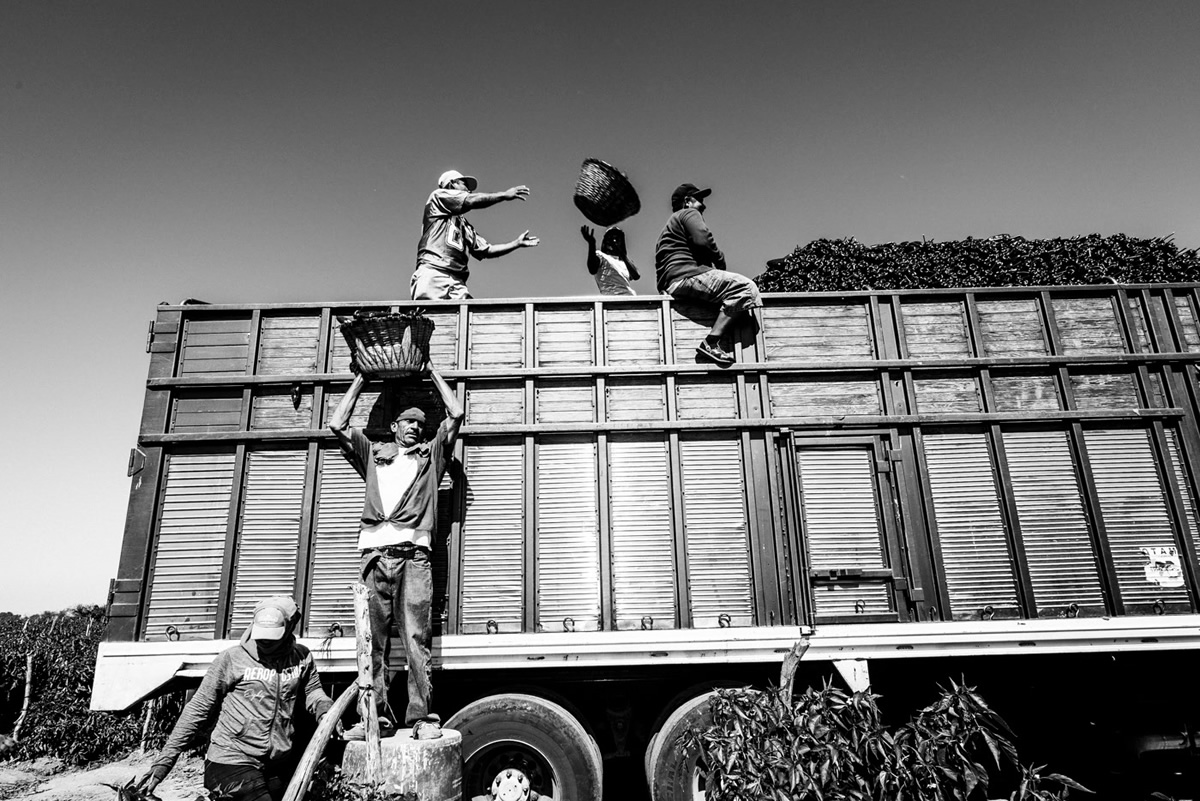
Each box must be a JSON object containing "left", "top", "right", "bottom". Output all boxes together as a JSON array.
[
  {"left": 309, "top": 762, "right": 419, "bottom": 801},
  {"left": 754, "top": 234, "right": 1200, "bottom": 293},
  {"left": 684, "top": 679, "right": 1090, "bottom": 801},
  {"left": 0, "top": 607, "right": 167, "bottom": 766}
]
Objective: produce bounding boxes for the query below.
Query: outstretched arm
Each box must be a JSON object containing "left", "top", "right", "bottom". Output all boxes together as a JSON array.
[
  {"left": 476, "top": 230, "right": 540, "bottom": 259},
  {"left": 329, "top": 373, "right": 367, "bottom": 450},
  {"left": 581, "top": 226, "right": 600, "bottom": 274},
  {"left": 461, "top": 185, "right": 530, "bottom": 212},
  {"left": 429, "top": 365, "right": 465, "bottom": 449}
]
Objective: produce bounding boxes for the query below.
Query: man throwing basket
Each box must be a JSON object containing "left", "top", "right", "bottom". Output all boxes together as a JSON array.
[
  {"left": 410, "top": 169, "right": 540, "bottom": 300},
  {"left": 329, "top": 363, "right": 464, "bottom": 740}
]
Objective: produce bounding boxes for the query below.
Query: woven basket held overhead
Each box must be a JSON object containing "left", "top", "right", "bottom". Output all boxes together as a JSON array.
[
  {"left": 339, "top": 312, "right": 433, "bottom": 377},
  {"left": 573, "top": 158, "right": 641, "bottom": 227}
]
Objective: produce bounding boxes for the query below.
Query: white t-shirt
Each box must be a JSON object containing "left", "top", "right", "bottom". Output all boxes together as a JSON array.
[
  {"left": 358, "top": 449, "right": 423, "bottom": 549},
  {"left": 593, "top": 251, "right": 636, "bottom": 296}
]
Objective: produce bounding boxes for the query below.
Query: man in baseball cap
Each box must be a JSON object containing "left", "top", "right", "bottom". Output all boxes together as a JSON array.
[
  {"left": 249, "top": 598, "right": 290, "bottom": 641},
  {"left": 655, "top": 182, "right": 762, "bottom": 365},
  {"left": 410, "top": 168, "right": 540, "bottom": 301},
  {"left": 139, "top": 594, "right": 332, "bottom": 800}
]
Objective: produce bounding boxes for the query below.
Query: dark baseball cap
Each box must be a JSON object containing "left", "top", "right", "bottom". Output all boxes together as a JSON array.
[
  {"left": 394, "top": 407, "right": 426, "bottom": 423},
  {"left": 671, "top": 183, "right": 712, "bottom": 211}
]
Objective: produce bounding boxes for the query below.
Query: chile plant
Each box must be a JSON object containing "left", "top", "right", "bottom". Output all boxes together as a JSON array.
[{"left": 683, "top": 678, "right": 1089, "bottom": 800}]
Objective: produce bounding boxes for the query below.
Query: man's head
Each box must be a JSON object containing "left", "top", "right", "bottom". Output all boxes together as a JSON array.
[
  {"left": 670, "top": 183, "right": 711, "bottom": 212},
  {"left": 600, "top": 227, "right": 627, "bottom": 258},
  {"left": 391, "top": 407, "right": 427, "bottom": 447},
  {"left": 438, "top": 169, "right": 478, "bottom": 192},
  {"left": 250, "top": 595, "right": 298, "bottom": 653}
]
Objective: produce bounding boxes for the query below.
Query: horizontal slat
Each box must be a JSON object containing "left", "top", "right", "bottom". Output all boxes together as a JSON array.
[
  {"left": 681, "top": 438, "right": 753, "bottom": 625},
  {"left": 923, "top": 432, "right": 1020, "bottom": 619},
  {"left": 460, "top": 442, "right": 524, "bottom": 632},
  {"left": 144, "top": 452, "right": 236, "bottom": 640}
]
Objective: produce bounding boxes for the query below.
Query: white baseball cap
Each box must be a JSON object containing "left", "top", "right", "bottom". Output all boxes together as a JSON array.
[
  {"left": 438, "top": 169, "right": 478, "bottom": 191},
  {"left": 249, "top": 595, "right": 297, "bottom": 640}
]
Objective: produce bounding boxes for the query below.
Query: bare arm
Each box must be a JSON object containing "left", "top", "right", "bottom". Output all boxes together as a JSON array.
[
  {"left": 429, "top": 365, "right": 464, "bottom": 449},
  {"left": 476, "top": 230, "right": 540, "bottom": 259},
  {"left": 328, "top": 373, "right": 367, "bottom": 450},
  {"left": 624, "top": 257, "right": 641, "bottom": 281},
  {"left": 581, "top": 226, "right": 600, "bottom": 274},
  {"left": 460, "top": 185, "right": 530, "bottom": 211}
]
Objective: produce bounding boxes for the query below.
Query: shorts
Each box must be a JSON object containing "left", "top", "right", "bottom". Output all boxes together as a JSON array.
[
  {"left": 666, "top": 269, "right": 762, "bottom": 315},
  {"left": 411, "top": 266, "right": 471, "bottom": 301}
]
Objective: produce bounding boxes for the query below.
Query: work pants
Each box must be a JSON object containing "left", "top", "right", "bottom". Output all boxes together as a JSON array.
[{"left": 361, "top": 547, "right": 437, "bottom": 727}]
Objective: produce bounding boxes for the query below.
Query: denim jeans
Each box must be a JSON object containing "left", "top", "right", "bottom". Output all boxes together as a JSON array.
[
  {"left": 361, "top": 548, "right": 437, "bottom": 727},
  {"left": 205, "top": 761, "right": 288, "bottom": 801}
]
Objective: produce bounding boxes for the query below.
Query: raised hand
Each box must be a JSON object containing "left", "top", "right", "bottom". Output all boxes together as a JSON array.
[
  {"left": 580, "top": 225, "right": 596, "bottom": 244},
  {"left": 517, "top": 230, "right": 540, "bottom": 248},
  {"left": 506, "top": 185, "right": 531, "bottom": 201}
]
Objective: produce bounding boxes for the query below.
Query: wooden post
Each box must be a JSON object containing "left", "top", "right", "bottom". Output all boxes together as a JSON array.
[
  {"left": 12, "top": 653, "right": 33, "bottom": 742},
  {"left": 352, "top": 582, "right": 382, "bottom": 786},
  {"left": 281, "top": 683, "right": 359, "bottom": 801},
  {"left": 778, "top": 637, "right": 810, "bottom": 703}
]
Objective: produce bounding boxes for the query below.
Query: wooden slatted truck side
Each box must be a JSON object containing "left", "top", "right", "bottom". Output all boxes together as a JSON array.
[{"left": 95, "top": 286, "right": 1200, "bottom": 800}]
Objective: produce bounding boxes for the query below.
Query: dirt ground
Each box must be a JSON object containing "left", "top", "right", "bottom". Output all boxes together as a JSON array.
[{"left": 0, "top": 751, "right": 206, "bottom": 801}]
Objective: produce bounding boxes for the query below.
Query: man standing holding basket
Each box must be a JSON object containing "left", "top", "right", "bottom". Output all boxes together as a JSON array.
[{"left": 329, "top": 360, "right": 464, "bottom": 741}]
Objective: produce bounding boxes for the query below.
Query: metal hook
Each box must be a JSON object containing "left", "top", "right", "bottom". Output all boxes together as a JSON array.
[
  {"left": 718, "top": 613, "right": 732, "bottom": 628},
  {"left": 486, "top": 619, "right": 499, "bottom": 634},
  {"left": 327, "top": 622, "right": 343, "bottom": 638},
  {"left": 640, "top": 615, "right": 653, "bottom": 630},
  {"left": 981, "top": 605, "right": 995, "bottom": 621},
  {"left": 1066, "top": 603, "right": 1080, "bottom": 619},
  {"left": 1153, "top": 599, "right": 1166, "bottom": 616},
  {"left": 854, "top": 599, "right": 867, "bottom": 614},
  {"left": 165, "top": 625, "right": 180, "bottom": 642},
  {"left": 562, "top": 617, "right": 575, "bottom": 633}
]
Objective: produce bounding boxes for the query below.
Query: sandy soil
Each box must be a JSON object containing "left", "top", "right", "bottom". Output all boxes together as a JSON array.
[{"left": 0, "top": 751, "right": 206, "bottom": 801}]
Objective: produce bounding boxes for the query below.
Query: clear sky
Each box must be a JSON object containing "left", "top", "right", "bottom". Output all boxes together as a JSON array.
[{"left": 2, "top": 1, "right": 1198, "bottom": 614}]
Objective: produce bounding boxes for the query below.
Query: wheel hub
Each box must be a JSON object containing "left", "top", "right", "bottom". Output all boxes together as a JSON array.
[{"left": 491, "top": 768, "right": 532, "bottom": 801}]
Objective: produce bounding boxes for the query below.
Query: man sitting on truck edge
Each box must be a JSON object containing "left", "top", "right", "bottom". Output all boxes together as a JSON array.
[
  {"left": 137, "top": 595, "right": 333, "bottom": 801},
  {"left": 410, "top": 169, "right": 540, "bottom": 300},
  {"left": 328, "top": 362, "right": 464, "bottom": 741},
  {"left": 655, "top": 182, "right": 762, "bottom": 365}
]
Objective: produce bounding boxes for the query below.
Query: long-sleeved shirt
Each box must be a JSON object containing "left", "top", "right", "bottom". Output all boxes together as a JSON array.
[
  {"left": 654, "top": 208, "right": 727, "bottom": 292},
  {"left": 152, "top": 633, "right": 331, "bottom": 771}
]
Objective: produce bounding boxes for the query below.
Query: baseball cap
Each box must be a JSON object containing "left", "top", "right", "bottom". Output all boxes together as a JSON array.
[
  {"left": 671, "top": 183, "right": 711, "bottom": 211},
  {"left": 395, "top": 406, "right": 426, "bottom": 424},
  {"left": 438, "top": 169, "right": 478, "bottom": 192},
  {"left": 250, "top": 605, "right": 288, "bottom": 641}
]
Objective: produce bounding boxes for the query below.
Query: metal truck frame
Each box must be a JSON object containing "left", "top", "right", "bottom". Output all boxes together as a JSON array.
[{"left": 95, "top": 285, "right": 1200, "bottom": 800}]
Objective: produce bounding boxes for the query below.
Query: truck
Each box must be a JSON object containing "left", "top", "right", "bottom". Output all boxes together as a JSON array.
[{"left": 94, "top": 284, "right": 1200, "bottom": 800}]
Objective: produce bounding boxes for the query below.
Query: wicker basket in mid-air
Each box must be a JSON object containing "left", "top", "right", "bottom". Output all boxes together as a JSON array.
[
  {"left": 573, "top": 158, "right": 641, "bottom": 227},
  {"left": 339, "top": 312, "right": 433, "bottom": 377}
]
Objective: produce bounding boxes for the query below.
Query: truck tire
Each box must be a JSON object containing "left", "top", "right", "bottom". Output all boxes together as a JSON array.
[
  {"left": 646, "top": 690, "right": 716, "bottom": 801},
  {"left": 446, "top": 692, "right": 602, "bottom": 801}
]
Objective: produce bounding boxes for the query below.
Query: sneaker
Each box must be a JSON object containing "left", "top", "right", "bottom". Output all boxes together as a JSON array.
[
  {"left": 342, "top": 717, "right": 396, "bottom": 741},
  {"left": 412, "top": 720, "right": 443, "bottom": 740},
  {"left": 696, "top": 339, "right": 734, "bottom": 365}
]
